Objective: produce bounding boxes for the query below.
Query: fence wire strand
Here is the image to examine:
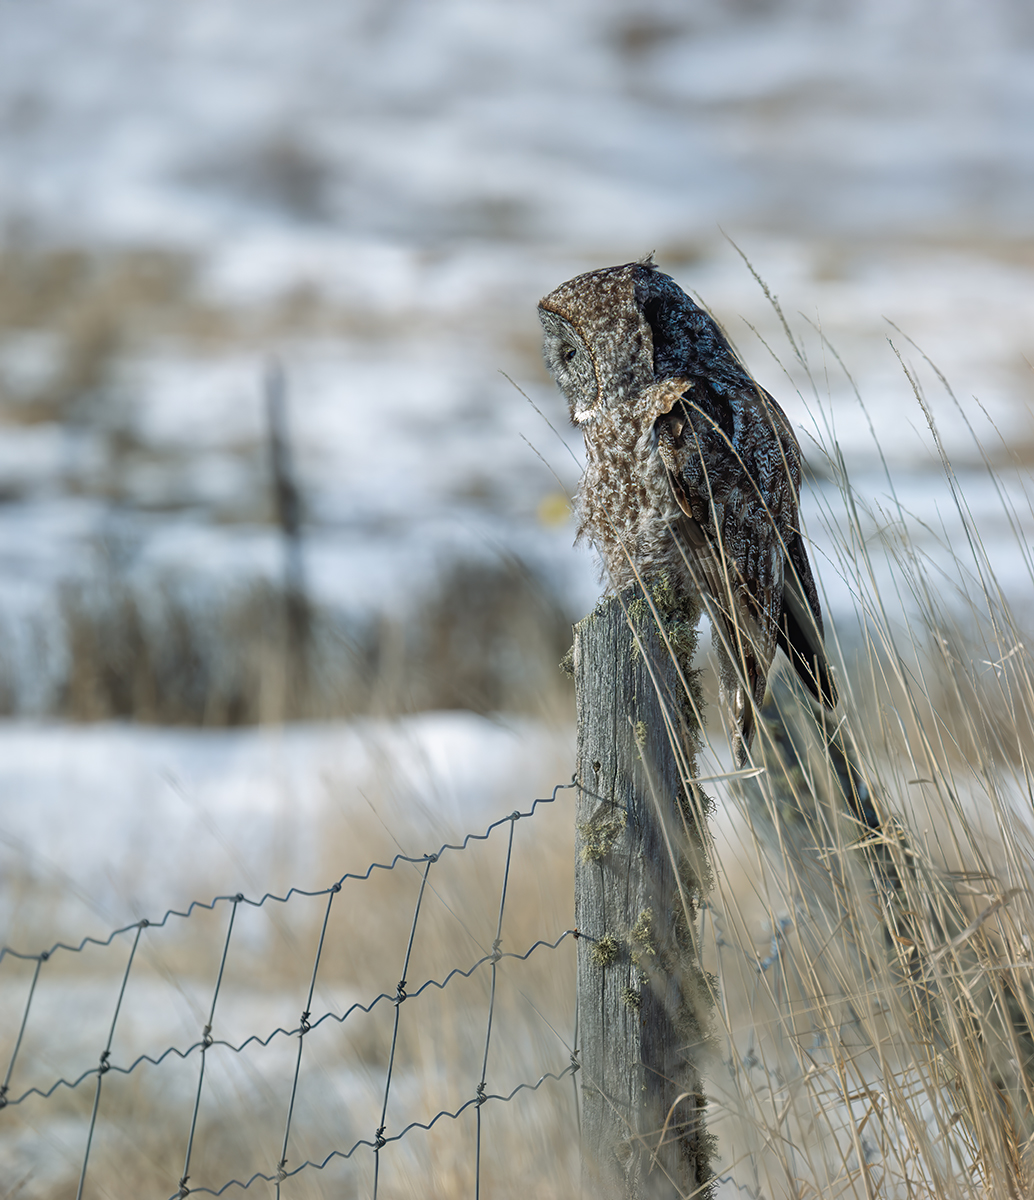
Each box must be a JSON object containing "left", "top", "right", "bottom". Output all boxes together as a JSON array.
[
  {"left": 76, "top": 920, "right": 144, "bottom": 1200},
  {"left": 476, "top": 811, "right": 517, "bottom": 1199},
  {"left": 0, "top": 784, "right": 574, "bottom": 969},
  {"left": 275, "top": 881, "right": 339, "bottom": 1195},
  {"left": 170, "top": 1064, "right": 581, "bottom": 1199},
  {"left": 373, "top": 853, "right": 433, "bottom": 1199},
  {"left": 0, "top": 782, "right": 579, "bottom": 1199},
  {"left": 1, "top": 931, "right": 576, "bottom": 1111},
  {"left": 0, "top": 954, "right": 42, "bottom": 1109},
  {"left": 180, "top": 895, "right": 242, "bottom": 1198}
]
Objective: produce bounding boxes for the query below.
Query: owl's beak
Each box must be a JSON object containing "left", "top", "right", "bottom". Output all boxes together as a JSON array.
[{"left": 573, "top": 380, "right": 607, "bottom": 425}]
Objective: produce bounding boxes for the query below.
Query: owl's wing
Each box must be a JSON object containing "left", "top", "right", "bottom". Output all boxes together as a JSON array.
[
  {"left": 656, "top": 402, "right": 774, "bottom": 762},
  {"left": 656, "top": 388, "right": 836, "bottom": 761},
  {"left": 732, "top": 387, "right": 839, "bottom": 713},
  {"left": 694, "top": 513, "right": 774, "bottom": 764},
  {"left": 778, "top": 533, "right": 838, "bottom": 709},
  {"left": 761, "top": 395, "right": 838, "bottom": 710}
]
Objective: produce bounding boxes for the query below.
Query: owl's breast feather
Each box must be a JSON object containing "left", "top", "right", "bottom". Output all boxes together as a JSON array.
[{"left": 576, "top": 405, "right": 689, "bottom": 588}]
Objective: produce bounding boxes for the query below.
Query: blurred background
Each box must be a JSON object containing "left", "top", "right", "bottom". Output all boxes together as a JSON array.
[
  {"left": 1, "top": 0, "right": 1033, "bottom": 936},
  {"left": 1, "top": 0, "right": 1034, "bottom": 729}
]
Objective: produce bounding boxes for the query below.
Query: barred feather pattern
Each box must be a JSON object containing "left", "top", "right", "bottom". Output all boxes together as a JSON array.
[{"left": 539, "top": 260, "right": 835, "bottom": 762}]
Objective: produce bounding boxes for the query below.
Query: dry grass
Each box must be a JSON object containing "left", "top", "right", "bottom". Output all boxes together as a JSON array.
[
  {"left": 5, "top": 251, "right": 1034, "bottom": 1198},
  {"left": 44, "top": 552, "right": 574, "bottom": 725},
  {"left": 0, "top": 241, "right": 382, "bottom": 395},
  {"left": 684, "top": 289, "right": 1034, "bottom": 1198},
  {"left": 6, "top": 442, "right": 1034, "bottom": 1196},
  {"left": 0, "top": 738, "right": 580, "bottom": 1199}
]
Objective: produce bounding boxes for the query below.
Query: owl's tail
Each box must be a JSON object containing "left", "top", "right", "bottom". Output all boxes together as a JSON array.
[
  {"left": 778, "top": 573, "right": 838, "bottom": 710},
  {"left": 712, "top": 574, "right": 837, "bottom": 767}
]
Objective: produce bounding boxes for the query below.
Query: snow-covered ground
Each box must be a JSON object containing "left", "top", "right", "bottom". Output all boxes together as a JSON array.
[
  {"left": 3, "top": 0, "right": 1033, "bottom": 246},
  {"left": 0, "top": 0, "right": 1032, "bottom": 667},
  {"left": 0, "top": 712, "right": 579, "bottom": 1198},
  {"left": 0, "top": 711, "right": 576, "bottom": 940}
]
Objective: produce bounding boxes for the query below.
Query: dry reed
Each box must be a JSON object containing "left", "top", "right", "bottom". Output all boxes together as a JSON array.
[{"left": 5, "top": 256, "right": 1034, "bottom": 1200}]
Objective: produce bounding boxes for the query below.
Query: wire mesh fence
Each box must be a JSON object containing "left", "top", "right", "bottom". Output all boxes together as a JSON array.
[
  {"left": 0, "top": 782, "right": 581, "bottom": 1199},
  {"left": 4, "top": 730, "right": 990, "bottom": 1200}
]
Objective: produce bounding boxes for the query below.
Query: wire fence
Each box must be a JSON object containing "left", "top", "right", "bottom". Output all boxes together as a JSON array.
[
  {"left": 0, "top": 782, "right": 581, "bottom": 1199},
  {"left": 0, "top": 764, "right": 917, "bottom": 1200}
]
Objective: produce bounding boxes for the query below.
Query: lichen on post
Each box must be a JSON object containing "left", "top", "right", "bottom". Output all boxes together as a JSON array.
[{"left": 573, "top": 585, "right": 714, "bottom": 1199}]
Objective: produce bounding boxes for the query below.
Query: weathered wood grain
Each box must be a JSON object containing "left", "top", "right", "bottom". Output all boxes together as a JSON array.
[{"left": 574, "top": 589, "right": 712, "bottom": 1199}]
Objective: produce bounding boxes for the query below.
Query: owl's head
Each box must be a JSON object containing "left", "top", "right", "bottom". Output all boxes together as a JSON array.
[{"left": 538, "top": 259, "right": 748, "bottom": 427}]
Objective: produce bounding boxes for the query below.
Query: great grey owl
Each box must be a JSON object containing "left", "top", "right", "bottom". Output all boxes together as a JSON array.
[{"left": 539, "top": 259, "right": 837, "bottom": 763}]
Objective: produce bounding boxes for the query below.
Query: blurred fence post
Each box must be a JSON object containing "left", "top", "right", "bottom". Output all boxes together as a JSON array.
[
  {"left": 574, "top": 590, "right": 712, "bottom": 1198},
  {"left": 264, "top": 359, "right": 310, "bottom": 715}
]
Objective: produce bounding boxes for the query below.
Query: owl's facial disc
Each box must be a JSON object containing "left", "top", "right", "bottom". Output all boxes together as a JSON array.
[{"left": 538, "top": 308, "right": 599, "bottom": 425}]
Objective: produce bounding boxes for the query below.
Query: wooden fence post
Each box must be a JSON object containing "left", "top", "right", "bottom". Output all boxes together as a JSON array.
[
  {"left": 574, "top": 588, "right": 713, "bottom": 1198},
  {"left": 264, "top": 359, "right": 310, "bottom": 718}
]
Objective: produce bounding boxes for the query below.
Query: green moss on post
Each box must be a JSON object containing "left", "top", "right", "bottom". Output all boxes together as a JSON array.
[
  {"left": 591, "top": 933, "right": 621, "bottom": 968},
  {"left": 574, "top": 588, "right": 714, "bottom": 1198}
]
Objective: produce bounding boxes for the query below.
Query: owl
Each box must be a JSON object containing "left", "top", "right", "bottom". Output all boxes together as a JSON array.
[{"left": 539, "top": 259, "right": 837, "bottom": 763}]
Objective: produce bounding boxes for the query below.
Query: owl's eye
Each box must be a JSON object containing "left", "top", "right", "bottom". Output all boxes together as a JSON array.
[{"left": 564, "top": 348, "right": 577, "bottom": 362}]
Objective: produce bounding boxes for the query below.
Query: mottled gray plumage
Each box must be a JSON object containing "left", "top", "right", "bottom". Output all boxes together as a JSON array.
[{"left": 539, "top": 259, "right": 836, "bottom": 762}]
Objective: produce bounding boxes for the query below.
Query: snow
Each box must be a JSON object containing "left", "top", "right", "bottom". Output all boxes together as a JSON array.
[
  {"left": 0, "top": 0, "right": 1030, "bottom": 672},
  {"left": 0, "top": 0, "right": 1029, "bottom": 762},
  {"left": 0, "top": 711, "right": 575, "bottom": 941},
  {"left": 0, "top": 0, "right": 1029, "bottom": 960}
]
